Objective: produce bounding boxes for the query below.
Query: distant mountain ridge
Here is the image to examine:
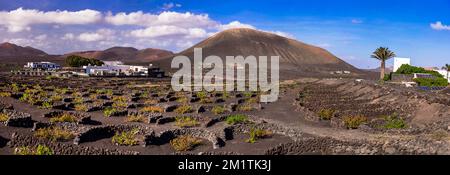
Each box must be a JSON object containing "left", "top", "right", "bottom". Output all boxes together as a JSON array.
[
  {"left": 62, "top": 47, "right": 174, "bottom": 63},
  {"left": 0, "top": 42, "right": 48, "bottom": 57},
  {"left": 365, "top": 66, "right": 394, "bottom": 73},
  {"left": 1, "top": 29, "right": 371, "bottom": 79},
  {"left": 0, "top": 42, "right": 174, "bottom": 71}
]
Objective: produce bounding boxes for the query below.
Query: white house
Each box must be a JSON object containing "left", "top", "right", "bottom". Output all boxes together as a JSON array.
[
  {"left": 24, "top": 62, "right": 61, "bottom": 70},
  {"left": 83, "top": 61, "right": 148, "bottom": 76},
  {"left": 393, "top": 57, "right": 411, "bottom": 72}
]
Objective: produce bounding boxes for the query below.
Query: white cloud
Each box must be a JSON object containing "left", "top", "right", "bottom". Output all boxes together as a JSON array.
[
  {"left": 431, "top": 21, "right": 450, "bottom": 31},
  {"left": 4, "top": 38, "right": 34, "bottom": 46},
  {"left": 162, "top": 3, "right": 182, "bottom": 10},
  {"left": 61, "top": 33, "right": 75, "bottom": 40},
  {"left": 0, "top": 8, "right": 294, "bottom": 53},
  {"left": 34, "top": 34, "right": 47, "bottom": 40},
  {"left": 77, "top": 29, "right": 116, "bottom": 42},
  {"left": 0, "top": 8, "right": 102, "bottom": 32},
  {"left": 129, "top": 25, "right": 208, "bottom": 39},
  {"left": 105, "top": 11, "right": 217, "bottom": 29},
  {"left": 218, "top": 21, "right": 255, "bottom": 31},
  {"left": 78, "top": 32, "right": 104, "bottom": 42}
]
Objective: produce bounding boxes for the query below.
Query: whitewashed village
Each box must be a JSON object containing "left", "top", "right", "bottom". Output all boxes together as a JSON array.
[
  {"left": 13, "top": 60, "right": 165, "bottom": 78},
  {"left": 12, "top": 56, "right": 450, "bottom": 90}
]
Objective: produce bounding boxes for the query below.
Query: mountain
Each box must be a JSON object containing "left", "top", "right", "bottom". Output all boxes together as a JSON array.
[
  {"left": 0, "top": 42, "right": 48, "bottom": 57},
  {"left": 0, "top": 42, "right": 62, "bottom": 71},
  {"left": 153, "top": 28, "right": 362, "bottom": 78},
  {"left": 365, "top": 66, "right": 394, "bottom": 73},
  {"left": 63, "top": 47, "right": 173, "bottom": 63}
]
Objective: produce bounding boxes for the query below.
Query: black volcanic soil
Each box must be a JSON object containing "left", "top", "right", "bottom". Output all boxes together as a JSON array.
[{"left": 0, "top": 74, "right": 449, "bottom": 155}]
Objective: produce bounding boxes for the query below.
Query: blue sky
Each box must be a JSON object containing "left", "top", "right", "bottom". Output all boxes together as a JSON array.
[{"left": 0, "top": 0, "right": 449, "bottom": 68}]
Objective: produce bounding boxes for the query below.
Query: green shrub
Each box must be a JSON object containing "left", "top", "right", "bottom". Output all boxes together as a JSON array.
[
  {"left": 246, "top": 98, "right": 258, "bottom": 104},
  {"left": 0, "top": 92, "right": 11, "bottom": 97},
  {"left": 342, "top": 115, "right": 368, "bottom": 129},
  {"left": 383, "top": 73, "right": 392, "bottom": 81},
  {"left": 74, "top": 104, "right": 88, "bottom": 112},
  {"left": 11, "top": 83, "right": 19, "bottom": 92},
  {"left": 382, "top": 114, "right": 407, "bottom": 129},
  {"left": 237, "top": 103, "right": 253, "bottom": 111},
  {"left": 54, "top": 88, "right": 68, "bottom": 94},
  {"left": 0, "top": 113, "right": 9, "bottom": 122},
  {"left": 103, "top": 107, "right": 117, "bottom": 117},
  {"left": 176, "top": 96, "right": 188, "bottom": 103},
  {"left": 211, "top": 106, "right": 226, "bottom": 115},
  {"left": 14, "top": 145, "right": 54, "bottom": 155},
  {"left": 225, "top": 114, "right": 248, "bottom": 125},
  {"left": 139, "top": 91, "right": 150, "bottom": 98},
  {"left": 199, "top": 97, "right": 213, "bottom": 104},
  {"left": 317, "top": 109, "right": 335, "bottom": 120},
  {"left": 196, "top": 91, "right": 207, "bottom": 99},
  {"left": 126, "top": 114, "right": 146, "bottom": 123},
  {"left": 174, "top": 105, "right": 193, "bottom": 114},
  {"left": 414, "top": 78, "right": 448, "bottom": 87},
  {"left": 14, "top": 146, "right": 33, "bottom": 155},
  {"left": 50, "top": 94, "right": 63, "bottom": 102},
  {"left": 73, "top": 97, "right": 83, "bottom": 104},
  {"left": 39, "top": 101, "right": 52, "bottom": 109},
  {"left": 45, "top": 76, "right": 58, "bottom": 80},
  {"left": 175, "top": 116, "right": 199, "bottom": 128},
  {"left": 140, "top": 106, "right": 164, "bottom": 113},
  {"left": 245, "top": 128, "right": 273, "bottom": 143},
  {"left": 170, "top": 135, "right": 202, "bottom": 152},
  {"left": 34, "top": 127, "right": 75, "bottom": 142},
  {"left": 35, "top": 145, "right": 54, "bottom": 155},
  {"left": 95, "top": 89, "right": 106, "bottom": 94},
  {"left": 49, "top": 113, "right": 77, "bottom": 123},
  {"left": 396, "top": 64, "right": 444, "bottom": 78},
  {"left": 243, "top": 91, "right": 253, "bottom": 98},
  {"left": 112, "top": 129, "right": 139, "bottom": 146},
  {"left": 222, "top": 91, "right": 229, "bottom": 99},
  {"left": 65, "top": 55, "right": 103, "bottom": 67}
]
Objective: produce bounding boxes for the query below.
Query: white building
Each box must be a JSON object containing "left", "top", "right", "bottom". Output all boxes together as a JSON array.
[
  {"left": 24, "top": 62, "right": 61, "bottom": 70},
  {"left": 83, "top": 61, "right": 148, "bottom": 76},
  {"left": 393, "top": 57, "right": 411, "bottom": 72}
]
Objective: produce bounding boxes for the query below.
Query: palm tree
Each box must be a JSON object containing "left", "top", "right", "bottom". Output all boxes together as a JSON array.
[{"left": 371, "top": 47, "right": 396, "bottom": 80}]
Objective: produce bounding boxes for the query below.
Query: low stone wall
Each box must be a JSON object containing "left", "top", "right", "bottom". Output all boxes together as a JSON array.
[
  {"left": 146, "top": 128, "right": 225, "bottom": 149},
  {"left": 3, "top": 109, "right": 33, "bottom": 128},
  {"left": 8, "top": 133, "right": 139, "bottom": 155},
  {"left": 74, "top": 124, "right": 152, "bottom": 146},
  {"left": 43, "top": 111, "right": 93, "bottom": 125},
  {"left": 391, "top": 74, "right": 414, "bottom": 82}
]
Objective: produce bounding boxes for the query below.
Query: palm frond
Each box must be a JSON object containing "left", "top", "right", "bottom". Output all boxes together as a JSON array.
[{"left": 371, "top": 47, "right": 396, "bottom": 61}]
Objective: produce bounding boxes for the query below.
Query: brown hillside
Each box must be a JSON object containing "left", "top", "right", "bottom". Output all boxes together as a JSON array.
[
  {"left": 153, "top": 28, "right": 362, "bottom": 78},
  {"left": 63, "top": 47, "right": 173, "bottom": 63},
  {"left": 0, "top": 42, "right": 48, "bottom": 57}
]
